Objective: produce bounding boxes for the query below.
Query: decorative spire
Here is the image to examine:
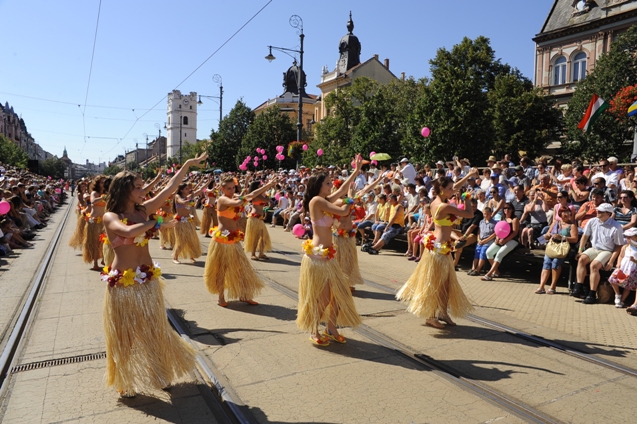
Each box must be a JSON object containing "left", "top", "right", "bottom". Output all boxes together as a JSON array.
[{"left": 347, "top": 11, "right": 354, "bottom": 34}]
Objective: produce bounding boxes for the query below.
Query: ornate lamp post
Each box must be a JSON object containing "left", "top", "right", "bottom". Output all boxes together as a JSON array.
[
  {"left": 197, "top": 74, "right": 223, "bottom": 127},
  {"left": 266, "top": 15, "right": 305, "bottom": 150}
]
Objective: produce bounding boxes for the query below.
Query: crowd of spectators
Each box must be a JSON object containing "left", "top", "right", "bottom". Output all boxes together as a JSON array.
[{"left": 0, "top": 162, "right": 66, "bottom": 262}]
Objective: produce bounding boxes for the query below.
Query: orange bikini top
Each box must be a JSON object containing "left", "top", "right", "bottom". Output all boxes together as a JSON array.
[
  {"left": 93, "top": 196, "right": 106, "bottom": 207},
  {"left": 218, "top": 198, "right": 247, "bottom": 221}
]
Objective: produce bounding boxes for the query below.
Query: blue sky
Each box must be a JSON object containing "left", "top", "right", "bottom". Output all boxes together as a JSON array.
[{"left": 0, "top": 0, "right": 555, "bottom": 165}]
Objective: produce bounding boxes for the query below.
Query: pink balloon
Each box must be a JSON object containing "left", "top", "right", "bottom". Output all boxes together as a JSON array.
[
  {"left": 371, "top": 160, "right": 377, "bottom": 166},
  {"left": 276, "top": 145, "right": 284, "bottom": 153},
  {"left": 55, "top": 188, "right": 62, "bottom": 194},
  {"left": 369, "top": 151, "right": 377, "bottom": 158},
  {"left": 253, "top": 161, "right": 259, "bottom": 167},
  {"left": 351, "top": 160, "right": 357, "bottom": 168},
  {"left": 494, "top": 221, "right": 511, "bottom": 239},
  {"left": 292, "top": 224, "right": 306, "bottom": 238},
  {"left": 0, "top": 201, "right": 9, "bottom": 215},
  {"left": 302, "top": 144, "right": 308, "bottom": 151},
  {"left": 262, "top": 155, "right": 268, "bottom": 160},
  {"left": 239, "top": 164, "right": 247, "bottom": 171},
  {"left": 317, "top": 149, "right": 323, "bottom": 157},
  {"left": 246, "top": 156, "right": 252, "bottom": 161},
  {"left": 421, "top": 127, "right": 431, "bottom": 138},
  {"left": 254, "top": 157, "right": 259, "bottom": 162}
]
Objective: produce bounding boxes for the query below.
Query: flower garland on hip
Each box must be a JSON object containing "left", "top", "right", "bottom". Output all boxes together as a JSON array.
[
  {"left": 84, "top": 213, "right": 103, "bottom": 224},
  {"left": 100, "top": 262, "right": 162, "bottom": 287},
  {"left": 302, "top": 239, "right": 337, "bottom": 259},
  {"left": 209, "top": 227, "right": 245, "bottom": 243},
  {"left": 421, "top": 232, "right": 452, "bottom": 255},
  {"left": 334, "top": 228, "right": 357, "bottom": 238},
  {"left": 174, "top": 214, "right": 194, "bottom": 223},
  {"left": 99, "top": 233, "right": 109, "bottom": 245}
]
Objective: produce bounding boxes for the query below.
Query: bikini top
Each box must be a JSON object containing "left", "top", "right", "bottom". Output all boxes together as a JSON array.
[
  {"left": 110, "top": 212, "right": 147, "bottom": 249},
  {"left": 93, "top": 196, "right": 106, "bottom": 207},
  {"left": 218, "top": 198, "right": 247, "bottom": 220},
  {"left": 312, "top": 212, "right": 335, "bottom": 228},
  {"left": 433, "top": 203, "right": 461, "bottom": 227},
  {"left": 252, "top": 200, "right": 268, "bottom": 206}
]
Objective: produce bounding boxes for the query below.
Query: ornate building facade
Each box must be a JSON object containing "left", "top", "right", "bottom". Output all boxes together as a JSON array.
[{"left": 533, "top": 0, "right": 637, "bottom": 108}]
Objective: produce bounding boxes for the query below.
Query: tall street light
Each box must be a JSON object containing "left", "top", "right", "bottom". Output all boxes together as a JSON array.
[
  {"left": 266, "top": 15, "right": 304, "bottom": 151},
  {"left": 154, "top": 123, "right": 162, "bottom": 166},
  {"left": 197, "top": 74, "right": 223, "bottom": 127}
]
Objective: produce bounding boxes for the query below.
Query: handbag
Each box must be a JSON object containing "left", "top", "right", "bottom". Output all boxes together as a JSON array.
[{"left": 545, "top": 237, "right": 569, "bottom": 259}]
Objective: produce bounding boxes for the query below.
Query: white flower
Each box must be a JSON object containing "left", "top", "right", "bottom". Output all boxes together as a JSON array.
[
  {"left": 134, "top": 267, "right": 147, "bottom": 284},
  {"left": 153, "top": 261, "right": 161, "bottom": 269},
  {"left": 221, "top": 230, "right": 230, "bottom": 237},
  {"left": 133, "top": 235, "right": 146, "bottom": 245}
]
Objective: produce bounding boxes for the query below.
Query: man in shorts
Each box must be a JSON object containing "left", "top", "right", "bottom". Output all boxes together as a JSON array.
[{"left": 572, "top": 203, "right": 625, "bottom": 303}]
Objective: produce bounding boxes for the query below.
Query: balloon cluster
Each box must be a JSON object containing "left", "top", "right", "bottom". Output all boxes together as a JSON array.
[{"left": 275, "top": 145, "right": 285, "bottom": 161}]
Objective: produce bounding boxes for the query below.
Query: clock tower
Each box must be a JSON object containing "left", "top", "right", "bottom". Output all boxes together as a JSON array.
[{"left": 166, "top": 90, "right": 198, "bottom": 161}]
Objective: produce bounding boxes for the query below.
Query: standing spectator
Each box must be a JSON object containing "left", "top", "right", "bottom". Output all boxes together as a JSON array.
[{"left": 572, "top": 203, "right": 625, "bottom": 303}]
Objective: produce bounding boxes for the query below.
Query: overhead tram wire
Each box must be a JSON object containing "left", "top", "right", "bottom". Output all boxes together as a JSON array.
[
  {"left": 113, "top": 0, "right": 273, "bottom": 147},
  {"left": 0, "top": 91, "right": 155, "bottom": 111},
  {"left": 80, "top": 0, "right": 103, "bottom": 158}
]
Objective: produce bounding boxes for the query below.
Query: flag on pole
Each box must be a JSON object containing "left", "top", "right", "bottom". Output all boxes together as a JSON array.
[
  {"left": 628, "top": 100, "right": 637, "bottom": 117},
  {"left": 578, "top": 94, "right": 609, "bottom": 133}
]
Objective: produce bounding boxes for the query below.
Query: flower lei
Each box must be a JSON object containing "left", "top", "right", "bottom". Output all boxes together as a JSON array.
[
  {"left": 447, "top": 214, "right": 462, "bottom": 226},
  {"left": 334, "top": 228, "right": 357, "bottom": 238},
  {"left": 84, "top": 213, "right": 103, "bottom": 224},
  {"left": 302, "top": 239, "right": 337, "bottom": 259},
  {"left": 120, "top": 218, "right": 154, "bottom": 247},
  {"left": 174, "top": 214, "right": 194, "bottom": 223},
  {"left": 100, "top": 262, "right": 162, "bottom": 287},
  {"left": 99, "top": 233, "right": 109, "bottom": 245},
  {"left": 209, "top": 227, "right": 245, "bottom": 243},
  {"left": 250, "top": 212, "right": 265, "bottom": 220},
  {"left": 421, "top": 232, "right": 452, "bottom": 255}
]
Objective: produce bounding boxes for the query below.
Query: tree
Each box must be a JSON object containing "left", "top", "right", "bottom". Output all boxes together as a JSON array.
[
  {"left": 103, "top": 164, "right": 123, "bottom": 176},
  {"left": 239, "top": 106, "right": 296, "bottom": 170},
  {"left": 0, "top": 134, "right": 28, "bottom": 169},
  {"left": 489, "top": 73, "right": 563, "bottom": 160},
  {"left": 564, "top": 25, "right": 637, "bottom": 161},
  {"left": 180, "top": 140, "right": 208, "bottom": 163},
  {"left": 39, "top": 157, "right": 67, "bottom": 179},
  {"left": 207, "top": 100, "right": 254, "bottom": 171}
]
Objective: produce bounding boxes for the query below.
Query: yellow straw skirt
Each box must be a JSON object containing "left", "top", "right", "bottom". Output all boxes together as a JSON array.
[
  {"left": 396, "top": 250, "right": 473, "bottom": 319},
  {"left": 200, "top": 207, "right": 214, "bottom": 235},
  {"left": 173, "top": 221, "right": 202, "bottom": 259},
  {"left": 103, "top": 278, "right": 196, "bottom": 394},
  {"left": 159, "top": 227, "right": 175, "bottom": 249},
  {"left": 190, "top": 207, "right": 201, "bottom": 226},
  {"left": 204, "top": 240, "right": 264, "bottom": 300},
  {"left": 296, "top": 255, "right": 362, "bottom": 332},
  {"left": 82, "top": 221, "right": 103, "bottom": 263},
  {"left": 102, "top": 242, "right": 115, "bottom": 267},
  {"left": 68, "top": 214, "right": 87, "bottom": 250},
  {"left": 244, "top": 217, "right": 272, "bottom": 254},
  {"left": 333, "top": 236, "right": 364, "bottom": 286}
]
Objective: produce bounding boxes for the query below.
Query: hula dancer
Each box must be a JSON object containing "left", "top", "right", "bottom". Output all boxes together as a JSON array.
[
  {"left": 200, "top": 180, "right": 219, "bottom": 236},
  {"left": 83, "top": 175, "right": 106, "bottom": 270},
  {"left": 69, "top": 181, "right": 88, "bottom": 250},
  {"left": 244, "top": 180, "right": 272, "bottom": 260},
  {"left": 172, "top": 180, "right": 207, "bottom": 263}
]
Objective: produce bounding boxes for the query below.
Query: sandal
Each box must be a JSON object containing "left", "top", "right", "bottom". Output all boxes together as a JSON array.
[
  {"left": 217, "top": 301, "right": 228, "bottom": 307},
  {"left": 627, "top": 305, "right": 637, "bottom": 315},
  {"left": 467, "top": 270, "right": 478, "bottom": 276},
  {"left": 258, "top": 255, "right": 270, "bottom": 260},
  {"left": 535, "top": 288, "right": 546, "bottom": 294},
  {"left": 322, "top": 330, "right": 346, "bottom": 344},
  {"left": 250, "top": 256, "right": 259, "bottom": 261},
  {"left": 481, "top": 275, "right": 493, "bottom": 281},
  {"left": 309, "top": 335, "right": 330, "bottom": 346},
  {"left": 547, "top": 289, "right": 556, "bottom": 295}
]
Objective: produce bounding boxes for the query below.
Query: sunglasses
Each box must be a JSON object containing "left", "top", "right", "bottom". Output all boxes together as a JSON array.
[{"left": 620, "top": 196, "right": 630, "bottom": 200}]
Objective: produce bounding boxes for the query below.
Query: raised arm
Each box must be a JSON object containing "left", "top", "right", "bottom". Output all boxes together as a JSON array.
[
  {"left": 453, "top": 168, "right": 479, "bottom": 191},
  {"left": 143, "top": 170, "right": 163, "bottom": 195},
  {"left": 327, "top": 155, "right": 363, "bottom": 202}
]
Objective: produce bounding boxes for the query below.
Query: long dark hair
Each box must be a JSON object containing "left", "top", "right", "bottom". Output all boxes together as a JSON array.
[
  {"left": 106, "top": 171, "right": 145, "bottom": 215},
  {"left": 503, "top": 202, "right": 515, "bottom": 218},
  {"left": 432, "top": 176, "right": 454, "bottom": 198},
  {"left": 173, "top": 183, "right": 188, "bottom": 214},
  {"left": 620, "top": 190, "right": 637, "bottom": 208},
  {"left": 303, "top": 173, "right": 327, "bottom": 212}
]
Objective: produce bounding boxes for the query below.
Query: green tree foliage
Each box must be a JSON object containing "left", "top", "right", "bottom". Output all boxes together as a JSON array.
[
  {"left": 180, "top": 140, "right": 208, "bottom": 163},
  {"left": 564, "top": 25, "right": 637, "bottom": 161},
  {"left": 239, "top": 106, "right": 296, "bottom": 170},
  {"left": 103, "top": 164, "right": 123, "bottom": 176},
  {"left": 207, "top": 100, "right": 254, "bottom": 171},
  {"left": 0, "top": 134, "right": 28, "bottom": 168},
  {"left": 39, "top": 157, "right": 67, "bottom": 179},
  {"left": 489, "top": 73, "right": 562, "bottom": 159}
]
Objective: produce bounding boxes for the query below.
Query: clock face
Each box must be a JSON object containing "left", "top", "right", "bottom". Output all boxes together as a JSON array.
[{"left": 183, "top": 99, "right": 189, "bottom": 105}]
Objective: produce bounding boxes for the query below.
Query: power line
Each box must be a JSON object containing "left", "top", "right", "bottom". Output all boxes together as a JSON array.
[
  {"left": 80, "top": 0, "right": 103, "bottom": 158},
  {"left": 0, "top": 91, "right": 154, "bottom": 110}
]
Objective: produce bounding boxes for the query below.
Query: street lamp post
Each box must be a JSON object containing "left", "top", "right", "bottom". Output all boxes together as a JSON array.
[
  {"left": 179, "top": 114, "right": 183, "bottom": 165},
  {"left": 266, "top": 15, "right": 305, "bottom": 153},
  {"left": 197, "top": 74, "right": 224, "bottom": 128},
  {"left": 154, "top": 123, "right": 162, "bottom": 166}
]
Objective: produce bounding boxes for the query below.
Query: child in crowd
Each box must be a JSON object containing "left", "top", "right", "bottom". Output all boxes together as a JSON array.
[
  {"left": 610, "top": 228, "right": 637, "bottom": 311},
  {"left": 467, "top": 207, "right": 496, "bottom": 276}
]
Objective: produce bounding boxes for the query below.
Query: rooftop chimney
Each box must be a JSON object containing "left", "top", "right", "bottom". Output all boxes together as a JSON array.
[
  {"left": 401, "top": 72, "right": 405, "bottom": 81},
  {"left": 384, "top": 58, "right": 389, "bottom": 69},
  {"left": 373, "top": 54, "right": 379, "bottom": 61}
]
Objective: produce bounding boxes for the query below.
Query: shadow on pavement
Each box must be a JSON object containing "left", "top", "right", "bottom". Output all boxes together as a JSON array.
[
  {"left": 352, "top": 288, "right": 397, "bottom": 302},
  {"left": 247, "top": 405, "right": 339, "bottom": 424},
  {"left": 259, "top": 256, "right": 301, "bottom": 267},
  {"left": 319, "top": 337, "right": 423, "bottom": 372}
]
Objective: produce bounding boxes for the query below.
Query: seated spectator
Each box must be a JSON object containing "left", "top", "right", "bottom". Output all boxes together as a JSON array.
[
  {"left": 467, "top": 207, "right": 496, "bottom": 275},
  {"left": 481, "top": 202, "right": 520, "bottom": 281},
  {"left": 453, "top": 198, "right": 482, "bottom": 268},
  {"left": 613, "top": 190, "right": 637, "bottom": 230},
  {"left": 356, "top": 194, "right": 378, "bottom": 242},
  {"left": 609, "top": 228, "right": 637, "bottom": 310},
  {"left": 572, "top": 203, "right": 625, "bottom": 304},
  {"left": 590, "top": 176, "right": 616, "bottom": 205},
  {"left": 406, "top": 202, "right": 431, "bottom": 261},
  {"left": 475, "top": 189, "right": 486, "bottom": 211},
  {"left": 568, "top": 176, "right": 590, "bottom": 212},
  {"left": 367, "top": 194, "right": 404, "bottom": 254},
  {"left": 575, "top": 188, "right": 604, "bottom": 235},
  {"left": 535, "top": 208, "right": 578, "bottom": 294},
  {"left": 619, "top": 166, "right": 635, "bottom": 191},
  {"left": 270, "top": 190, "right": 290, "bottom": 228},
  {"left": 369, "top": 194, "right": 389, "bottom": 246},
  {"left": 486, "top": 186, "right": 505, "bottom": 221},
  {"left": 519, "top": 189, "right": 548, "bottom": 250}
]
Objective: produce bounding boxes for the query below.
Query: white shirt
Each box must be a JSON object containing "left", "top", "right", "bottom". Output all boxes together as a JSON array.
[
  {"left": 400, "top": 163, "right": 416, "bottom": 185},
  {"left": 355, "top": 174, "right": 366, "bottom": 190},
  {"left": 584, "top": 217, "right": 625, "bottom": 252}
]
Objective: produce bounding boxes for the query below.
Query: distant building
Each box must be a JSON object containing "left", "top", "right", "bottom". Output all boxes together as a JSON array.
[
  {"left": 166, "top": 90, "right": 198, "bottom": 160},
  {"left": 313, "top": 12, "right": 397, "bottom": 123},
  {"left": 533, "top": 0, "right": 637, "bottom": 108}
]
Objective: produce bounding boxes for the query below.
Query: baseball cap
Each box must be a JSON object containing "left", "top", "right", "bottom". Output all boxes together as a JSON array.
[
  {"left": 400, "top": 158, "right": 409, "bottom": 163},
  {"left": 625, "top": 228, "right": 637, "bottom": 237},
  {"left": 596, "top": 203, "right": 613, "bottom": 213},
  {"left": 490, "top": 173, "right": 499, "bottom": 179}
]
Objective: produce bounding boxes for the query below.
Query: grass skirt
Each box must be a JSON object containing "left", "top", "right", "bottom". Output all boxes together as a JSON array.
[
  {"left": 244, "top": 217, "right": 272, "bottom": 254},
  {"left": 173, "top": 221, "right": 202, "bottom": 259},
  {"left": 296, "top": 255, "right": 362, "bottom": 332},
  {"left": 204, "top": 240, "right": 264, "bottom": 300},
  {"left": 69, "top": 214, "right": 87, "bottom": 250},
  {"left": 190, "top": 207, "right": 201, "bottom": 226},
  {"left": 200, "top": 207, "right": 214, "bottom": 235},
  {"left": 103, "top": 277, "right": 196, "bottom": 394},
  {"left": 159, "top": 226, "right": 175, "bottom": 249},
  {"left": 396, "top": 250, "right": 473, "bottom": 319},
  {"left": 102, "top": 242, "right": 114, "bottom": 267},
  {"left": 82, "top": 221, "right": 103, "bottom": 263},
  {"left": 334, "top": 236, "right": 364, "bottom": 286}
]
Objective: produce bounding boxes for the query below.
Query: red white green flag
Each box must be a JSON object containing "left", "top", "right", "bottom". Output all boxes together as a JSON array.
[{"left": 578, "top": 94, "right": 609, "bottom": 133}]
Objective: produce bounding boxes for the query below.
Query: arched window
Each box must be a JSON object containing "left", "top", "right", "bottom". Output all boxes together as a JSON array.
[
  {"left": 572, "top": 52, "right": 587, "bottom": 82},
  {"left": 183, "top": 116, "right": 189, "bottom": 125},
  {"left": 554, "top": 56, "right": 567, "bottom": 85}
]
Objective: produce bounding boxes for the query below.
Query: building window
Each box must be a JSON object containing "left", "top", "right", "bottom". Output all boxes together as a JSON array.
[
  {"left": 553, "top": 56, "right": 567, "bottom": 85},
  {"left": 179, "top": 104, "right": 182, "bottom": 109},
  {"left": 572, "top": 52, "right": 587, "bottom": 82},
  {"left": 190, "top": 106, "right": 192, "bottom": 110},
  {"left": 185, "top": 133, "right": 187, "bottom": 137},
  {"left": 183, "top": 116, "right": 189, "bottom": 125}
]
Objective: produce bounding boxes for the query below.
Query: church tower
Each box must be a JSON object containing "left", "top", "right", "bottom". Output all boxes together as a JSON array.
[
  {"left": 166, "top": 90, "right": 198, "bottom": 161},
  {"left": 337, "top": 11, "right": 362, "bottom": 74}
]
